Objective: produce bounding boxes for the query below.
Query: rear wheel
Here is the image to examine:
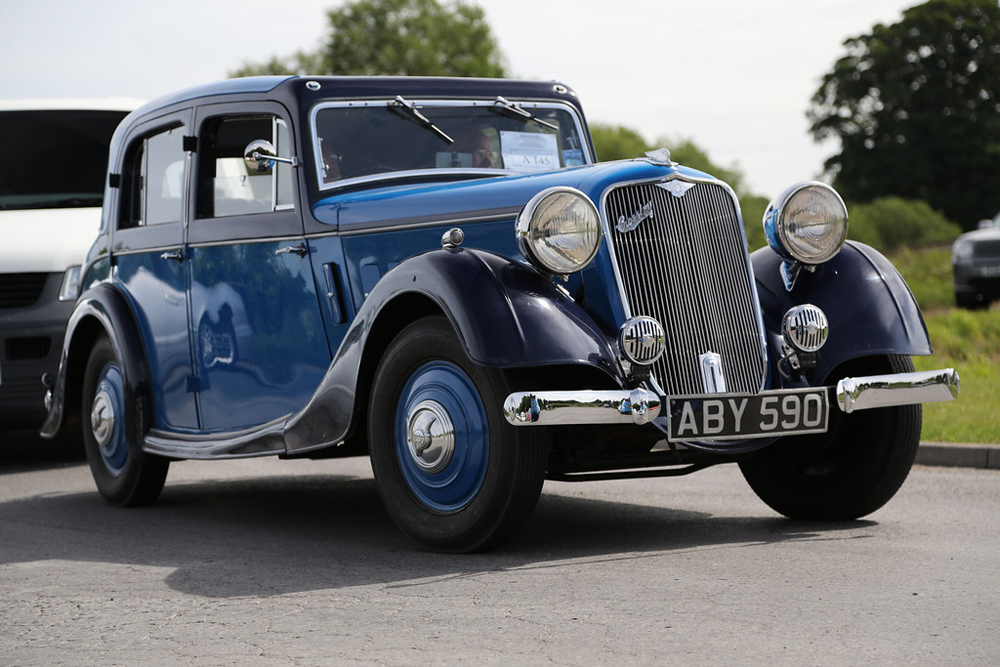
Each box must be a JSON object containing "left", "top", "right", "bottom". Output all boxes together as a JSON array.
[
  {"left": 81, "top": 335, "right": 168, "bottom": 506},
  {"left": 739, "top": 355, "right": 921, "bottom": 520},
  {"left": 368, "top": 316, "right": 548, "bottom": 552}
]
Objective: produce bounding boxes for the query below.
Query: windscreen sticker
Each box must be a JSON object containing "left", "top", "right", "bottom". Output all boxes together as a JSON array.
[
  {"left": 562, "top": 148, "right": 584, "bottom": 167},
  {"left": 500, "top": 131, "right": 559, "bottom": 173}
]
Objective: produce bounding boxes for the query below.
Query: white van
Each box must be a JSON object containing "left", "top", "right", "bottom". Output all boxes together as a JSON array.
[{"left": 0, "top": 99, "right": 138, "bottom": 430}]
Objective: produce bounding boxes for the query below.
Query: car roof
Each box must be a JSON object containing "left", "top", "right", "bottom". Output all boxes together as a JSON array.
[
  {"left": 130, "top": 75, "right": 582, "bottom": 118},
  {"left": 0, "top": 98, "right": 143, "bottom": 112}
]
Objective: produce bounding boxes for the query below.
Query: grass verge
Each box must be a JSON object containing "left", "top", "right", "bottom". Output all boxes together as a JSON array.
[{"left": 891, "top": 247, "right": 999, "bottom": 444}]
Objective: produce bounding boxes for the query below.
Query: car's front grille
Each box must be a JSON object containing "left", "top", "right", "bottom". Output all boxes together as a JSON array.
[
  {"left": 971, "top": 238, "right": 1000, "bottom": 259},
  {"left": 603, "top": 178, "right": 767, "bottom": 396},
  {"left": 0, "top": 273, "right": 48, "bottom": 308},
  {"left": 4, "top": 336, "right": 52, "bottom": 362}
]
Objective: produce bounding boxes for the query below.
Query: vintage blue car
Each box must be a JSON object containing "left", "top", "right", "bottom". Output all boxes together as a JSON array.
[{"left": 41, "top": 76, "right": 959, "bottom": 551}]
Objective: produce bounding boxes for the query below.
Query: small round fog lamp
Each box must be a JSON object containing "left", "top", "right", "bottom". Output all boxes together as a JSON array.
[
  {"left": 782, "top": 304, "right": 829, "bottom": 353},
  {"left": 619, "top": 316, "right": 666, "bottom": 365}
]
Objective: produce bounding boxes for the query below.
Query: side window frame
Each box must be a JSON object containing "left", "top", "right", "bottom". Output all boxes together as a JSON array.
[
  {"left": 119, "top": 123, "right": 187, "bottom": 229},
  {"left": 110, "top": 110, "right": 191, "bottom": 254},
  {"left": 195, "top": 111, "right": 296, "bottom": 220},
  {"left": 187, "top": 102, "right": 303, "bottom": 246}
]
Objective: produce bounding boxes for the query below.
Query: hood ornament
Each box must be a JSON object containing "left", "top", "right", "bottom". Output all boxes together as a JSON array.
[
  {"left": 616, "top": 200, "right": 655, "bottom": 233},
  {"left": 644, "top": 148, "right": 675, "bottom": 166}
]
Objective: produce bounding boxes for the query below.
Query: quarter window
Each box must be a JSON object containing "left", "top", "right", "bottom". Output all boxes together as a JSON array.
[{"left": 121, "top": 125, "right": 186, "bottom": 227}]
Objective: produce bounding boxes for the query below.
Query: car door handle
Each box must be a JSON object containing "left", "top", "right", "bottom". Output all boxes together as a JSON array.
[
  {"left": 275, "top": 242, "right": 308, "bottom": 258},
  {"left": 160, "top": 250, "right": 184, "bottom": 262}
]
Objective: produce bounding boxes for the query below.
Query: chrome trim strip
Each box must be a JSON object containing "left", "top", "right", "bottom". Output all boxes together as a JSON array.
[
  {"left": 144, "top": 414, "right": 290, "bottom": 459},
  {"left": 109, "top": 244, "right": 184, "bottom": 258},
  {"left": 316, "top": 168, "right": 518, "bottom": 191},
  {"left": 504, "top": 389, "right": 661, "bottom": 426},
  {"left": 336, "top": 209, "right": 517, "bottom": 237},
  {"left": 186, "top": 234, "right": 304, "bottom": 249},
  {"left": 836, "top": 368, "right": 960, "bottom": 413}
]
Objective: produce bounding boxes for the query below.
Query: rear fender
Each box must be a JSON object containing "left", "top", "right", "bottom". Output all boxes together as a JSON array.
[{"left": 40, "top": 283, "right": 151, "bottom": 444}]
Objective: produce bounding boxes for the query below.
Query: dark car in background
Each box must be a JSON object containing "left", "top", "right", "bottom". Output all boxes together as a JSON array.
[
  {"left": 953, "top": 212, "right": 1000, "bottom": 309},
  {"left": 40, "top": 76, "right": 959, "bottom": 551},
  {"left": 0, "top": 99, "right": 136, "bottom": 430}
]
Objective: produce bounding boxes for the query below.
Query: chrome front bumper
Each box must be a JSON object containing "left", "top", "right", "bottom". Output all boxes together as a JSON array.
[
  {"left": 835, "top": 367, "right": 960, "bottom": 413},
  {"left": 503, "top": 368, "right": 960, "bottom": 426}
]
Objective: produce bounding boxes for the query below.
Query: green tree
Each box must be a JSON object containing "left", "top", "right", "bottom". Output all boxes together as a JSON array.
[
  {"left": 666, "top": 137, "right": 747, "bottom": 197},
  {"left": 847, "top": 197, "right": 960, "bottom": 250},
  {"left": 231, "top": 0, "right": 507, "bottom": 78},
  {"left": 589, "top": 123, "right": 769, "bottom": 248},
  {"left": 808, "top": 0, "right": 1000, "bottom": 230},
  {"left": 589, "top": 123, "right": 650, "bottom": 161},
  {"left": 590, "top": 124, "right": 749, "bottom": 193}
]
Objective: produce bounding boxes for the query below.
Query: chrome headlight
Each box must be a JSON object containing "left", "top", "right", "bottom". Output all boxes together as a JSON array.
[
  {"left": 516, "top": 187, "right": 601, "bottom": 275},
  {"left": 58, "top": 266, "right": 82, "bottom": 302},
  {"left": 952, "top": 237, "right": 974, "bottom": 262},
  {"left": 764, "top": 182, "right": 848, "bottom": 265}
]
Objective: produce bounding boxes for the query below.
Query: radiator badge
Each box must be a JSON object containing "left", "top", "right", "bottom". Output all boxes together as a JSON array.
[
  {"left": 657, "top": 179, "right": 696, "bottom": 198},
  {"left": 616, "top": 200, "right": 655, "bottom": 233}
]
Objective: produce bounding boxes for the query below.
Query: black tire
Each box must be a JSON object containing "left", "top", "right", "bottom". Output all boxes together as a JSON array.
[
  {"left": 81, "top": 335, "right": 169, "bottom": 506},
  {"left": 368, "top": 316, "right": 548, "bottom": 552},
  {"left": 739, "top": 355, "right": 921, "bottom": 520}
]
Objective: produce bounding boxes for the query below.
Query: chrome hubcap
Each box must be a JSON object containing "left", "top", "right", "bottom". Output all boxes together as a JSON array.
[
  {"left": 405, "top": 399, "right": 455, "bottom": 473},
  {"left": 90, "top": 389, "right": 116, "bottom": 448}
]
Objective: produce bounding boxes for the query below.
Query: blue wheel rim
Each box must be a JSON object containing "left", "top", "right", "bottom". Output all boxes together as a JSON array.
[
  {"left": 91, "top": 363, "right": 128, "bottom": 476},
  {"left": 394, "top": 360, "right": 489, "bottom": 513}
]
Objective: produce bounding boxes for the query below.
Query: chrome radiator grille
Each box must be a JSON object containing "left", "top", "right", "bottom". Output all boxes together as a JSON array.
[{"left": 604, "top": 179, "right": 767, "bottom": 396}]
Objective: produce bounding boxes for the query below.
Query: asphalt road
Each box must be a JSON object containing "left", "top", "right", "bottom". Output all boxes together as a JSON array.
[{"left": 2, "top": 435, "right": 998, "bottom": 665}]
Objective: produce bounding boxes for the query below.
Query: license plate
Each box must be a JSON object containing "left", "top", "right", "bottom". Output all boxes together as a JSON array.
[
  {"left": 976, "top": 264, "right": 1000, "bottom": 277},
  {"left": 666, "top": 387, "right": 829, "bottom": 442}
]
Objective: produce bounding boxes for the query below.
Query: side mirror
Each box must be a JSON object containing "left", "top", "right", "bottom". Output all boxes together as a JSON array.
[
  {"left": 978, "top": 219, "right": 993, "bottom": 230},
  {"left": 244, "top": 140, "right": 298, "bottom": 173}
]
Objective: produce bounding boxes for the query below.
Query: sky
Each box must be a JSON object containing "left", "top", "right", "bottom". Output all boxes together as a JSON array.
[{"left": 1, "top": 0, "right": 918, "bottom": 197}]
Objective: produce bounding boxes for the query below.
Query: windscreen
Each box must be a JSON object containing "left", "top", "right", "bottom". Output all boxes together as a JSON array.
[
  {"left": 0, "top": 110, "right": 128, "bottom": 210},
  {"left": 312, "top": 101, "right": 589, "bottom": 187}
]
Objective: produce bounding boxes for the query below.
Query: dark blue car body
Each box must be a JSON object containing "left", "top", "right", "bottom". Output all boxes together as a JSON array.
[{"left": 40, "top": 76, "right": 957, "bottom": 551}]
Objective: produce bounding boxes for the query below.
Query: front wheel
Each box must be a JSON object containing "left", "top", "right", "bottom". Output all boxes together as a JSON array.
[
  {"left": 739, "top": 355, "right": 921, "bottom": 520},
  {"left": 81, "top": 335, "right": 169, "bottom": 506},
  {"left": 368, "top": 316, "right": 548, "bottom": 552}
]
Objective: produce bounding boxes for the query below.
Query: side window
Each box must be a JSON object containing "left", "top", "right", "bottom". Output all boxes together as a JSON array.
[
  {"left": 120, "top": 125, "right": 185, "bottom": 227},
  {"left": 197, "top": 115, "right": 294, "bottom": 219}
]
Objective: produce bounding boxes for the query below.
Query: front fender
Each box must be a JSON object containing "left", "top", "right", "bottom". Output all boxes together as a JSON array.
[
  {"left": 40, "top": 283, "right": 152, "bottom": 442},
  {"left": 401, "top": 247, "right": 619, "bottom": 370},
  {"left": 752, "top": 241, "right": 931, "bottom": 385},
  {"left": 283, "top": 247, "right": 621, "bottom": 453}
]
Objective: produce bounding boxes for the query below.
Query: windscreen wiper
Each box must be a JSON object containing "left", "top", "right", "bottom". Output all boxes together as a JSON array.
[
  {"left": 390, "top": 95, "right": 454, "bottom": 144},
  {"left": 492, "top": 96, "right": 558, "bottom": 130}
]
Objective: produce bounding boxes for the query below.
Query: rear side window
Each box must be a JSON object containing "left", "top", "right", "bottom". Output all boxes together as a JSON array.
[
  {"left": 0, "top": 110, "right": 127, "bottom": 211},
  {"left": 120, "top": 125, "right": 186, "bottom": 227}
]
